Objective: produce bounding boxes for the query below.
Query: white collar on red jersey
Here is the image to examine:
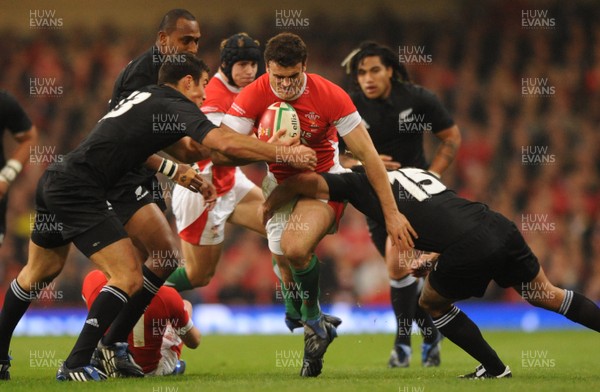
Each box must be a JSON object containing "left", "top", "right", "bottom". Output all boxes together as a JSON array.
[
  {"left": 216, "top": 71, "right": 242, "bottom": 94},
  {"left": 270, "top": 72, "right": 307, "bottom": 101}
]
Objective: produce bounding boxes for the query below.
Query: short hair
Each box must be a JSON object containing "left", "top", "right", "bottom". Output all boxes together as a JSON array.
[
  {"left": 347, "top": 41, "right": 411, "bottom": 87},
  {"left": 158, "top": 9, "right": 196, "bottom": 34},
  {"left": 264, "top": 32, "right": 307, "bottom": 67},
  {"left": 158, "top": 53, "right": 209, "bottom": 85}
]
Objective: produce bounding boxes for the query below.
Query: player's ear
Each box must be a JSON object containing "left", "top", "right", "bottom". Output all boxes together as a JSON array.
[{"left": 157, "top": 31, "right": 168, "bottom": 48}]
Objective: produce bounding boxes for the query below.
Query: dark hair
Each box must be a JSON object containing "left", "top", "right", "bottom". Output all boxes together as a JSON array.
[
  {"left": 347, "top": 41, "right": 410, "bottom": 85},
  {"left": 264, "top": 32, "right": 307, "bottom": 67},
  {"left": 220, "top": 33, "right": 261, "bottom": 87},
  {"left": 158, "top": 9, "right": 196, "bottom": 34},
  {"left": 158, "top": 53, "right": 209, "bottom": 85}
]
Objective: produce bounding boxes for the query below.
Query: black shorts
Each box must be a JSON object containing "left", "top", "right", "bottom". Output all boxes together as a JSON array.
[
  {"left": 428, "top": 211, "right": 540, "bottom": 300},
  {"left": 30, "top": 170, "right": 128, "bottom": 257},
  {"left": 106, "top": 170, "right": 167, "bottom": 225},
  {"left": 367, "top": 216, "right": 387, "bottom": 257}
]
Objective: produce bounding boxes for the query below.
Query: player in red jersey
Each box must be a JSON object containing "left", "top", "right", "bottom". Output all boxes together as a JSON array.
[
  {"left": 82, "top": 270, "right": 201, "bottom": 376},
  {"left": 167, "top": 33, "right": 340, "bottom": 334},
  {"left": 168, "top": 33, "right": 268, "bottom": 290},
  {"left": 221, "top": 32, "right": 417, "bottom": 377}
]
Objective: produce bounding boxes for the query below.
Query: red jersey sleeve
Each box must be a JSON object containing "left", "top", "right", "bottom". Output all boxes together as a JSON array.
[{"left": 222, "top": 74, "right": 272, "bottom": 135}]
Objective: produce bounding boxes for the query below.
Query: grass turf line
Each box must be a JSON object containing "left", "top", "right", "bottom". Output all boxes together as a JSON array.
[{"left": 4, "top": 331, "right": 599, "bottom": 392}]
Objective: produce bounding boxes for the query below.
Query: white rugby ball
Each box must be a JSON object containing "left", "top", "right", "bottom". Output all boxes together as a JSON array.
[{"left": 256, "top": 102, "right": 301, "bottom": 142}]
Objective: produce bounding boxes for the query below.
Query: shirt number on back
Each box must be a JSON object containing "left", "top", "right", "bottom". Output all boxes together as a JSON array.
[
  {"left": 387, "top": 168, "right": 446, "bottom": 201},
  {"left": 100, "top": 91, "right": 151, "bottom": 121}
]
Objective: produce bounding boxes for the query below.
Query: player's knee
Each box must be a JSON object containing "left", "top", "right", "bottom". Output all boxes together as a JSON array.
[
  {"left": 18, "top": 262, "right": 62, "bottom": 288},
  {"left": 280, "top": 243, "right": 310, "bottom": 267},
  {"left": 418, "top": 295, "right": 433, "bottom": 313},
  {"left": 111, "top": 273, "right": 143, "bottom": 296},
  {"left": 184, "top": 262, "right": 214, "bottom": 288}
]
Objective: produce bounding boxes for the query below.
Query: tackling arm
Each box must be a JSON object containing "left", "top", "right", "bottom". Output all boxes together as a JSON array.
[
  {"left": 342, "top": 124, "right": 417, "bottom": 250},
  {"left": 261, "top": 172, "right": 330, "bottom": 225},
  {"left": 202, "top": 124, "right": 317, "bottom": 170}
]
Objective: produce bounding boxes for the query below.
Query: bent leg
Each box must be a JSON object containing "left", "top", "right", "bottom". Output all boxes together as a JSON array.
[
  {"left": 103, "top": 204, "right": 179, "bottom": 345},
  {"left": 515, "top": 268, "right": 600, "bottom": 332},
  {"left": 228, "top": 186, "right": 266, "bottom": 236},
  {"left": 280, "top": 198, "right": 335, "bottom": 321},
  {"left": 419, "top": 277, "right": 507, "bottom": 376},
  {"left": 181, "top": 241, "right": 223, "bottom": 288},
  {"left": 65, "top": 238, "right": 140, "bottom": 368}
]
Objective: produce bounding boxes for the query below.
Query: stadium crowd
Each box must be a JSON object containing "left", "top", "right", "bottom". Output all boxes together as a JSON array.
[{"left": 0, "top": 1, "right": 599, "bottom": 307}]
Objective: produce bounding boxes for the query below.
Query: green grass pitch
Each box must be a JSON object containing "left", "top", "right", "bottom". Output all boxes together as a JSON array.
[{"left": 4, "top": 331, "right": 599, "bottom": 391}]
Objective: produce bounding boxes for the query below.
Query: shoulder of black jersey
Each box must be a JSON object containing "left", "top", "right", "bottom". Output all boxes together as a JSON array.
[
  {"left": 121, "top": 47, "right": 160, "bottom": 82},
  {"left": 0, "top": 90, "right": 17, "bottom": 105},
  {"left": 396, "top": 82, "right": 438, "bottom": 100}
]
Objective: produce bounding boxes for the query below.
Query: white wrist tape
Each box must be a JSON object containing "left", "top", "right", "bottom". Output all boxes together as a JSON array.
[
  {"left": 0, "top": 159, "right": 23, "bottom": 184},
  {"left": 158, "top": 158, "right": 178, "bottom": 179}
]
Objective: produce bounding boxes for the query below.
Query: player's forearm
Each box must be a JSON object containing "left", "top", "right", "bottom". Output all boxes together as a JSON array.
[
  {"left": 429, "top": 126, "right": 461, "bottom": 176},
  {"left": 210, "top": 149, "right": 254, "bottom": 166},
  {"left": 163, "top": 137, "right": 211, "bottom": 164},
  {"left": 265, "top": 173, "right": 327, "bottom": 212},
  {"left": 339, "top": 153, "right": 361, "bottom": 168},
  {"left": 207, "top": 128, "right": 275, "bottom": 163},
  {"left": 361, "top": 152, "right": 400, "bottom": 218},
  {"left": 182, "top": 327, "right": 201, "bottom": 349},
  {"left": 0, "top": 126, "right": 38, "bottom": 185}
]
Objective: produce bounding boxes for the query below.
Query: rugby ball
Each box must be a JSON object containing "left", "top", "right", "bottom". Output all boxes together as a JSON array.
[{"left": 256, "top": 102, "right": 301, "bottom": 142}]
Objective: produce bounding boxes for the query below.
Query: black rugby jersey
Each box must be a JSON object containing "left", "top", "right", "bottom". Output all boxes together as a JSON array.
[
  {"left": 322, "top": 168, "right": 489, "bottom": 252},
  {"left": 51, "top": 85, "right": 216, "bottom": 190},
  {"left": 343, "top": 81, "right": 454, "bottom": 169},
  {"left": 110, "top": 46, "right": 162, "bottom": 110}
]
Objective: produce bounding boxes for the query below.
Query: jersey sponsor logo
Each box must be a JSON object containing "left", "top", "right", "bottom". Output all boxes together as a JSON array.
[
  {"left": 135, "top": 186, "right": 149, "bottom": 201},
  {"left": 85, "top": 318, "right": 99, "bottom": 328}
]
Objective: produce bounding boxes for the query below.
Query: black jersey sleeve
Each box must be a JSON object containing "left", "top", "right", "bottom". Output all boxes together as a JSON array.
[
  {"left": 414, "top": 86, "right": 454, "bottom": 133},
  {"left": 0, "top": 91, "right": 33, "bottom": 134},
  {"left": 321, "top": 172, "right": 386, "bottom": 226},
  {"left": 171, "top": 99, "right": 218, "bottom": 143}
]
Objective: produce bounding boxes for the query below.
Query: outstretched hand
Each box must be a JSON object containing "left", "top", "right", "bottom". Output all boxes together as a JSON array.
[{"left": 386, "top": 211, "right": 418, "bottom": 251}]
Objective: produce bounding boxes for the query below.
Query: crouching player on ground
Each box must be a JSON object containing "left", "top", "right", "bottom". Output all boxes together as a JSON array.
[
  {"left": 262, "top": 167, "right": 600, "bottom": 379},
  {"left": 83, "top": 270, "right": 200, "bottom": 376}
]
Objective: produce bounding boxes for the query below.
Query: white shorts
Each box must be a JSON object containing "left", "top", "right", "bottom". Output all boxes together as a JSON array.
[
  {"left": 172, "top": 167, "right": 255, "bottom": 245},
  {"left": 261, "top": 171, "right": 347, "bottom": 255}
]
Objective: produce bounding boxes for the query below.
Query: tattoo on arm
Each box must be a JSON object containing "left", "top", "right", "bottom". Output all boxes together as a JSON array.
[{"left": 438, "top": 139, "right": 458, "bottom": 163}]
